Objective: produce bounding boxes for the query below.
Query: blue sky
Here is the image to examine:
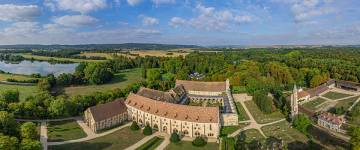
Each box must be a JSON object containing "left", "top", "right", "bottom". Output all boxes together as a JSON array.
[{"left": 0, "top": 0, "right": 359, "bottom": 46}]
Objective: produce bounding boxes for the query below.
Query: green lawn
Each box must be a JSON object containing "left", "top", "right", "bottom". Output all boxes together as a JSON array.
[
  {"left": 221, "top": 137, "right": 235, "bottom": 150},
  {"left": 244, "top": 100, "right": 284, "bottom": 124},
  {"left": 49, "top": 127, "right": 145, "bottom": 150},
  {"left": 232, "top": 86, "right": 247, "bottom": 94},
  {"left": 302, "top": 97, "right": 327, "bottom": 110},
  {"left": 322, "top": 91, "right": 352, "bottom": 100},
  {"left": 47, "top": 120, "right": 87, "bottom": 142},
  {"left": 241, "top": 129, "right": 265, "bottom": 143},
  {"left": 235, "top": 102, "right": 250, "bottom": 121},
  {"left": 332, "top": 96, "right": 359, "bottom": 111},
  {"left": 135, "top": 137, "right": 164, "bottom": 150},
  {"left": 165, "top": 141, "right": 219, "bottom": 150},
  {"left": 0, "top": 73, "right": 37, "bottom": 81},
  {"left": 220, "top": 124, "right": 248, "bottom": 137},
  {"left": 64, "top": 68, "right": 143, "bottom": 96},
  {"left": 0, "top": 84, "right": 39, "bottom": 101},
  {"left": 261, "top": 121, "right": 308, "bottom": 144}
]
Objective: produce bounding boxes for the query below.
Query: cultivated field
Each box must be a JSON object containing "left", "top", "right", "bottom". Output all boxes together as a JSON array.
[
  {"left": 64, "top": 68, "right": 143, "bottom": 96},
  {"left": 244, "top": 100, "right": 284, "bottom": 124},
  {"left": 79, "top": 52, "right": 114, "bottom": 59},
  {"left": 47, "top": 120, "right": 87, "bottom": 142},
  {"left": 48, "top": 127, "right": 145, "bottom": 150},
  {"left": 0, "top": 84, "right": 39, "bottom": 100}
]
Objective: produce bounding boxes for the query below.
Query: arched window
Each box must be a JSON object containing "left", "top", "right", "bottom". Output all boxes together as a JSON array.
[
  {"left": 153, "top": 124, "right": 159, "bottom": 131},
  {"left": 173, "top": 129, "right": 178, "bottom": 133},
  {"left": 146, "top": 121, "right": 150, "bottom": 126},
  {"left": 208, "top": 133, "right": 214, "bottom": 136},
  {"left": 183, "top": 130, "right": 189, "bottom": 135},
  {"left": 195, "top": 132, "right": 200, "bottom": 136},
  {"left": 162, "top": 126, "right": 167, "bottom": 132}
]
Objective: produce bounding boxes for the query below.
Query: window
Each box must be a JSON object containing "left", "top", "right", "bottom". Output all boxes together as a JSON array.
[
  {"left": 195, "top": 132, "right": 200, "bottom": 136},
  {"left": 208, "top": 133, "right": 214, "bottom": 136},
  {"left": 210, "top": 124, "right": 212, "bottom": 130}
]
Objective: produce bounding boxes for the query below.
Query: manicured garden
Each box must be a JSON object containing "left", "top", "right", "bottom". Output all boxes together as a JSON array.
[
  {"left": 241, "top": 129, "right": 265, "bottom": 142},
  {"left": 0, "top": 84, "right": 39, "bottom": 101},
  {"left": 135, "top": 137, "right": 164, "bottom": 150},
  {"left": 261, "top": 121, "right": 308, "bottom": 144},
  {"left": 220, "top": 124, "right": 248, "bottom": 137},
  {"left": 47, "top": 120, "right": 87, "bottom": 142},
  {"left": 322, "top": 91, "right": 352, "bottom": 100},
  {"left": 302, "top": 97, "right": 327, "bottom": 110},
  {"left": 49, "top": 127, "right": 146, "bottom": 150},
  {"left": 64, "top": 68, "right": 143, "bottom": 96},
  {"left": 165, "top": 141, "right": 219, "bottom": 150},
  {"left": 235, "top": 102, "right": 250, "bottom": 121},
  {"left": 244, "top": 100, "right": 284, "bottom": 124}
]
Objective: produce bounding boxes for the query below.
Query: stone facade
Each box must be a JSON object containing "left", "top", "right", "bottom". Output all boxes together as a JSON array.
[
  {"left": 85, "top": 111, "right": 127, "bottom": 132},
  {"left": 317, "top": 112, "right": 345, "bottom": 133}
]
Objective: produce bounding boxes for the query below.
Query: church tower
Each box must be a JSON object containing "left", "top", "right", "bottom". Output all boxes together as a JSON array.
[{"left": 290, "top": 84, "right": 299, "bottom": 120}]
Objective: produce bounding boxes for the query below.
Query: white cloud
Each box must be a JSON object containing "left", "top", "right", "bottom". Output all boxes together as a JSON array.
[
  {"left": 140, "top": 15, "right": 159, "bottom": 26},
  {"left": 169, "top": 4, "right": 254, "bottom": 31},
  {"left": 151, "top": 0, "right": 175, "bottom": 6},
  {"left": 127, "top": 0, "right": 142, "bottom": 6},
  {"left": 0, "top": 4, "right": 40, "bottom": 22},
  {"left": 54, "top": 15, "right": 98, "bottom": 27},
  {"left": 46, "top": 0, "right": 107, "bottom": 14}
]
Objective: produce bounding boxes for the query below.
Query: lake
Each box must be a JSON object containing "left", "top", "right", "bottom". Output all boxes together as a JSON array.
[{"left": 0, "top": 60, "right": 78, "bottom": 76}]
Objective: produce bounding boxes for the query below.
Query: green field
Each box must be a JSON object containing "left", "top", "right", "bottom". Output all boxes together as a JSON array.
[
  {"left": 165, "top": 141, "right": 219, "bottom": 150},
  {"left": 322, "top": 91, "right": 352, "bottom": 100},
  {"left": 221, "top": 137, "right": 235, "bottom": 150},
  {"left": 244, "top": 100, "right": 284, "bottom": 124},
  {"left": 0, "top": 73, "right": 37, "bottom": 81},
  {"left": 261, "top": 121, "right": 308, "bottom": 144},
  {"left": 332, "top": 96, "right": 359, "bottom": 112},
  {"left": 302, "top": 97, "right": 327, "bottom": 110},
  {"left": 49, "top": 127, "right": 145, "bottom": 150},
  {"left": 241, "top": 129, "right": 265, "bottom": 142},
  {"left": 220, "top": 124, "right": 248, "bottom": 137},
  {"left": 235, "top": 102, "right": 250, "bottom": 121},
  {"left": 135, "top": 137, "right": 164, "bottom": 150},
  {"left": 47, "top": 120, "right": 87, "bottom": 142},
  {"left": 64, "top": 68, "right": 143, "bottom": 96},
  {"left": 20, "top": 53, "right": 104, "bottom": 63},
  {"left": 231, "top": 86, "right": 247, "bottom": 93},
  {"left": 0, "top": 84, "right": 39, "bottom": 100}
]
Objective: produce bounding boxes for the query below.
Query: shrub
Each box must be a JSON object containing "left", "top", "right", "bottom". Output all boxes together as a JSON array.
[
  {"left": 192, "top": 137, "right": 207, "bottom": 147},
  {"left": 170, "top": 132, "right": 180, "bottom": 143},
  {"left": 143, "top": 125, "right": 152, "bottom": 135},
  {"left": 130, "top": 121, "right": 140, "bottom": 131}
]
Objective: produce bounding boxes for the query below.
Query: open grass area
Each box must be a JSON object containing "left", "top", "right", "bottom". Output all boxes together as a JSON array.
[
  {"left": 221, "top": 137, "right": 235, "bottom": 150},
  {"left": 235, "top": 102, "right": 250, "bottom": 121},
  {"left": 165, "top": 141, "right": 219, "bottom": 150},
  {"left": 231, "top": 86, "right": 247, "bottom": 93},
  {"left": 220, "top": 124, "right": 248, "bottom": 137},
  {"left": 244, "top": 100, "right": 284, "bottom": 124},
  {"left": 47, "top": 120, "right": 87, "bottom": 142},
  {"left": 64, "top": 68, "right": 143, "bottom": 96},
  {"left": 302, "top": 97, "right": 327, "bottom": 110},
  {"left": 20, "top": 53, "right": 104, "bottom": 63},
  {"left": 332, "top": 96, "right": 359, "bottom": 111},
  {"left": 0, "top": 73, "right": 37, "bottom": 81},
  {"left": 241, "top": 129, "right": 265, "bottom": 143},
  {"left": 322, "top": 91, "right": 352, "bottom": 100},
  {"left": 79, "top": 52, "right": 114, "bottom": 59},
  {"left": 135, "top": 137, "right": 164, "bottom": 150},
  {"left": 49, "top": 126, "right": 145, "bottom": 150},
  {"left": 261, "top": 121, "right": 308, "bottom": 144},
  {"left": 0, "top": 84, "right": 38, "bottom": 101}
]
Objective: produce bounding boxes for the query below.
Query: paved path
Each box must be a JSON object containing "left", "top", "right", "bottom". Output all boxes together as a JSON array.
[
  {"left": 155, "top": 134, "right": 170, "bottom": 150},
  {"left": 125, "top": 132, "right": 160, "bottom": 150},
  {"left": 40, "top": 121, "right": 48, "bottom": 150},
  {"left": 229, "top": 94, "right": 286, "bottom": 138},
  {"left": 48, "top": 122, "right": 131, "bottom": 146}
]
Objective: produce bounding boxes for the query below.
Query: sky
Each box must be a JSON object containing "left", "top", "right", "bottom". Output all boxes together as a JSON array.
[{"left": 0, "top": 0, "right": 359, "bottom": 46}]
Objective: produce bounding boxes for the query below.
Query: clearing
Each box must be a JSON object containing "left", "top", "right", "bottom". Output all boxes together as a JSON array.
[
  {"left": 244, "top": 100, "right": 284, "bottom": 124},
  {"left": 47, "top": 120, "right": 87, "bottom": 142},
  {"left": 48, "top": 127, "right": 145, "bottom": 150},
  {"left": 64, "top": 68, "right": 143, "bottom": 96}
]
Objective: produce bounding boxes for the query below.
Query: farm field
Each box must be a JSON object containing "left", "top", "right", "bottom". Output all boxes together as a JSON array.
[
  {"left": 322, "top": 91, "right": 352, "bottom": 100},
  {"left": 48, "top": 127, "right": 145, "bottom": 150},
  {"left": 302, "top": 97, "right": 327, "bottom": 110},
  {"left": 117, "top": 49, "right": 191, "bottom": 58},
  {"left": 20, "top": 53, "right": 104, "bottom": 63},
  {"left": 244, "top": 100, "right": 284, "bottom": 124},
  {"left": 79, "top": 52, "right": 114, "bottom": 59},
  {"left": 64, "top": 68, "right": 143, "bottom": 96},
  {"left": 0, "top": 84, "right": 38, "bottom": 100},
  {"left": 47, "top": 120, "right": 87, "bottom": 142},
  {"left": 165, "top": 141, "right": 219, "bottom": 150}
]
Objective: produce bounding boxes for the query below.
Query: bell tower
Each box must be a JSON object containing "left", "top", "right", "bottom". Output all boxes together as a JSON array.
[{"left": 291, "top": 84, "right": 299, "bottom": 120}]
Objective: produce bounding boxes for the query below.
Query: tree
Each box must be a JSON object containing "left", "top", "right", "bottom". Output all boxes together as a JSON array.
[
  {"left": 143, "top": 125, "right": 152, "bottom": 135},
  {"left": 20, "top": 122, "right": 37, "bottom": 140},
  {"left": 292, "top": 114, "right": 311, "bottom": 134},
  {"left": 48, "top": 98, "right": 76, "bottom": 117},
  {"left": 253, "top": 91, "right": 274, "bottom": 114},
  {"left": 0, "top": 134, "right": 18, "bottom": 150},
  {"left": 0, "top": 111, "right": 19, "bottom": 136},
  {"left": 20, "top": 139, "right": 42, "bottom": 150},
  {"left": 170, "top": 132, "right": 180, "bottom": 143},
  {"left": 235, "top": 132, "right": 246, "bottom": 150},
  {"left": 146, "top": 69, "right": 161, "bottom": 82},
  {"left": 1, "top": 90, "right": 19, "bottom": 103},
  {"left": 37, "top": 79, "right": 51, "bottom": 91},
  {"left": 350, "top": 127, "right": 360, "bottom": 150},
  {"left": 130, "top": 121, "right": 140, "bottom": 131},
  {"left": 192, "top": 136, "right": 207, "bottom": 147}
]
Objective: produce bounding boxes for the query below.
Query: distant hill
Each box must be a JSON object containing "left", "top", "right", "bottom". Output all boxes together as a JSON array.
[{"left": 0, "top": 43, "right": 201, "bottom": 51}]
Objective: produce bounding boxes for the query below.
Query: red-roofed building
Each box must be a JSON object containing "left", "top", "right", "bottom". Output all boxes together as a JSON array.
[{"left": 317, "top": 112, "right": 345, "bottom": 133}]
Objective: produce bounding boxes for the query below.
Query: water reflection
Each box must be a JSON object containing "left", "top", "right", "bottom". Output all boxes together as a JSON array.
[{"left": 0, "top": 60, "right": 78, "bottom": 76}]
